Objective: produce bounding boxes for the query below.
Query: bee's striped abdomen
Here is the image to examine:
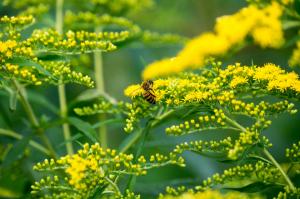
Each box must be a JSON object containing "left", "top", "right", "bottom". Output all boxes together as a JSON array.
[{"left": 143, "top": 91, "right": 156, "bottom": 104}]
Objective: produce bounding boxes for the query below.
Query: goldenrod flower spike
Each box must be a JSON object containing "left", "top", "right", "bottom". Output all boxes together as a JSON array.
[
  {"left": 142, "top": 2, "right": 284, "bottom": 79},
  {"left": 32, "top": 143, "right": 184, "bottom": 198}
]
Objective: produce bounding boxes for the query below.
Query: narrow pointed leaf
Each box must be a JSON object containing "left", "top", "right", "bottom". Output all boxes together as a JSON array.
[{"left": 68, "top": 117, "right": 98, "bottom": 143}]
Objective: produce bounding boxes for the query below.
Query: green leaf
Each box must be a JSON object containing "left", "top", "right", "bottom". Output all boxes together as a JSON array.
[
  {"left": 92, "top": 118, "right": 123, "bottom": 129},
  {"left": 27, "top": 90, "right": 59, "bottom": 114},
  {"left": 2, "top": 135, "right": 30, "bottom": 167},
  {"left": 0, "top": 187, "right": 21, "bottom": 198},
  {"left": 283, "top": 35, "right": 300, "bottom": 48},
  {"left": 224, "top": 182, "right": 281, "bottom": 193},
  {"left": 295, "top": 0, "right": 300, "bottom": 15},
  {"left": 71, "top": 89, "right": 117, "bottom": 105},
  {"left": 36, "top": 54, "right": 65, "bottom": 61},
  {"left": 118, "top": 129, "right": 143, "bottom": 153},
  {"left": 58, "top": 133, "right": 83, "bottom": 148},
  {"left": 68, "top": 117, "right": 98, "bottom": 143},
  {"left": 282, "top": 20, "right": 300, "bottom": 30}
]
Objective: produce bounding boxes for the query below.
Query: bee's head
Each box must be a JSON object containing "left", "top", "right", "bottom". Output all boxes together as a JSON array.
[
  {"left": 147, "top": 80, "right": 154, "bottom": 86},
  {"left": 142, "top": 79, "right": 154, "bottom": 90}
]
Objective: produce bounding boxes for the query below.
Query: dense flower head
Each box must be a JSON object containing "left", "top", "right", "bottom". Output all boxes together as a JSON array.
[
  {"left": 0, "top": 15, "right": 34, "bottom": 26},
  {"left": 0, "top": 39, "right": 34, "bottom": 61},
  {"left": 142, "top": 2, "right": 284, "bottom": 79},
  {"left": 32, "top": 143, "right": 184, "bottom": 198},
  {"left": 27, "top": 29, "right": 117, "bottom": 54},
  {"left": 0, "top": 15, "right": 132, "bottom": 87},
  {"left": 127, "top": 63, "right": 300, "bottom": 105},
  {"left": 125, "top": 63, "right": 298, "bottom": 159}
]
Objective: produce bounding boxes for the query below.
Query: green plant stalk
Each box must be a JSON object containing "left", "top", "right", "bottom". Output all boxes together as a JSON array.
[
  {"left": 56, "top": 0, "right": 73, "bottom": 155},
  {"left": 225, "top": 115, "right": 296, "bottom": 190},
  {"left": 104, "top": 176, "right": 121, "bottom": 195},
  {"left": 126, "top": 125, "right": 150, "bottom": 191},
  {"left": 119, "top": 129, "right": 143, "bottom": 153},
  {"left": 126, "top": 109, "right": 174, "bottom": 190},
  {"left": 263, "top": 148, "right": 296, "bottom": 190},
  {"left": 120, "top": 109, "right": 175, "bottom": 153},
  {"left": 12, "top": 80, "right": 56, "bottom": 158},
  {"left": 94, "top": 26, "right": 107, "bottom": 149},
  {"left": 0, "top": 128, "right": 50, "bottom": 155}
]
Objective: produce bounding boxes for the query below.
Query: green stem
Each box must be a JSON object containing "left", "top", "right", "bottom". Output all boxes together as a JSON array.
[
  {"left": 94, "top": 26, "right": 107, "bottom": 149},
  {"left": 126, "top": 125, "right": 150, "bottom": 191},
  {"left": 263, "top": 148, "right": 296, "bottom": 190},
  {"left": 12, "top": 80, "right": 56, "bottom": 158},
  {"left": 120, "top": 109, "right": 175, "bottom": 154},
  {"left": 0, "top": 128, "right": 50, "bottom": 155},
  {"left": 58, "top": 83, "right": 73, "bottom": 155},
  {"left": 126, "top": 108, "right": 174, "bottom": 190},
  {"left": 119, "top": 129, "right": 143, "bottom": 153},
  {"left": 104, "top": 176, "right": 121, "bottom": 195},
  {"left": 224, "top": 116, "right": 247, "bottom": 132},
  {"left": 55, "top": 0, "right": 63, "bottom": 34},
  {"left": 225, "top": 115, "right": 295, "bottom": 190},
  {"left": 56, "top": 0, "right": 74, "bottom": 155}
]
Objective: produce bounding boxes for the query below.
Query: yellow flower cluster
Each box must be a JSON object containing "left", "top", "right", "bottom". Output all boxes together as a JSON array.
[
  {"left": 65, "top": 154, "right": 102, "bottom": 190},
  {"left": 0, "top": 15, "right": 34, "bottom": 25},
  {"left": 142, "top": 2, "right": 284, "bottom": 79},
  {"left": 67, "top": 30, "right": 130, "bottom": 43},
  {"left": 230, "top": 76, "right": 248, "bottom": 88},
  {"left": 166, "top": 109, "right": 227, "bottom": 136},
  {"left": 2, "top": 63, "right": 41, "bottom": 85},
  {"left": 125, "top": 63, "right": 298, "bottom": 159},
  {"left": 253, "top": 63, "right": 300, "bottom": 92},
  {"left": 161, "top": 189, "right": 263, "bottom": 199},
  {"left": 0, "top": 40, "right": 34, "bottom": 62},
  {"left": 27, "top": 29, "right": 117, "bottom": 54},
  {"left": 0, "top": 17, "right": 120, "bottom": 87},
  {"left": 41, "top": 61, "right": 94, "bottom": 87},
  {"left": 126, "top": 63, "right": 300, "bottom": 105},
  {"left": 32, "top": 143, "right": 184, "bottom": 198}
]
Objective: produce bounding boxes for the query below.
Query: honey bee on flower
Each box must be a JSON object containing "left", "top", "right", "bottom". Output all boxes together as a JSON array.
[{"left": 124, "top": 80, "right": 156, "bottom": 104}]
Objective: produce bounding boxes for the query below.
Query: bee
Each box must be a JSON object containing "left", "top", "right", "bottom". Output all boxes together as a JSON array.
[{"left": 141, "top": 80, "right": 156, "bottom": 104}]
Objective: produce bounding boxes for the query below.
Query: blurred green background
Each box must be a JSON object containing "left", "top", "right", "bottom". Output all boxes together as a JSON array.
[{"left": 0, "top": 0, "right": 299, "bottom": 198}]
